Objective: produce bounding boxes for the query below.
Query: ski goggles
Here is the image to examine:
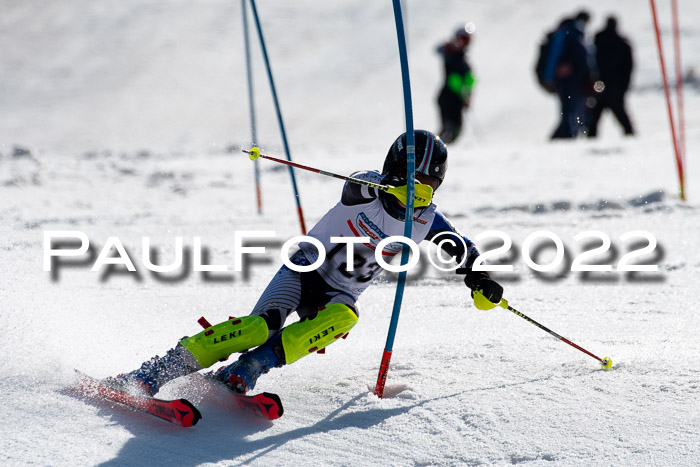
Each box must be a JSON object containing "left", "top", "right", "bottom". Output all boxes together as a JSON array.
[{"left": 416, "top": 172, "right": 443, "bottom": 191}]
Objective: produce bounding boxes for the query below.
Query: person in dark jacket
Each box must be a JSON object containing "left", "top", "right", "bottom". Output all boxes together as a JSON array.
[
  {"left": 436, "top": 24, "right": 476, "bottom": 144},
  {"left": 587, "top": 16, "right": 635, "bottom": 137},
  {"left": 542, "top": 11, "right": 594, "bottom": 139}
]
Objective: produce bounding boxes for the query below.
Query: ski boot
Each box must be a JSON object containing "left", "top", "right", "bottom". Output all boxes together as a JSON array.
[
  {"left": 215, "top": 337, "right": 284, "bottom": 394},
  {"left": 213, "top": 302, "right": 358, "bottom": 393},
  {"left": 105, "top": 344, "right": 202, "bottom": 396}
]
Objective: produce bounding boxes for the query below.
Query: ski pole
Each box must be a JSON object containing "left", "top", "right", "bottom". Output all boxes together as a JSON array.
[
  {"left": 475, "top": 292, "right": 613, "bottom": 370},
  {"left": 244, "top": 147, "right": 433, "bottom": 207}
]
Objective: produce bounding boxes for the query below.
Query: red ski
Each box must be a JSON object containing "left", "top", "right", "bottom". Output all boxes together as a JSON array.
[
  {"left": 231, "top": 390, "right": 283, "bottom": 420},
  {"left": 74, "top": 371, "right": 202, "bottom": 427},
  {"left": 199, "top": 373, "right": 283, "bottom": 420}
]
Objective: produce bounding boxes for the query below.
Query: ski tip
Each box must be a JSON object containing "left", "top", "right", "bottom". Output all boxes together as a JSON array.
[{"left": 72, "top": 369, "right": 98, "bottom": 395}]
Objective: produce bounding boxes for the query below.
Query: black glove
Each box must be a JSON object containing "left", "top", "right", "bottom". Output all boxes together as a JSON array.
[
  {"left": 381, "top": 175, "right": 407, "bottom": 189},
  {"left": 378, "top": 176, "right": 404, "bottom": 212},
  {"left": 457, "top": 268, "right": 503, "bottom": 304}
]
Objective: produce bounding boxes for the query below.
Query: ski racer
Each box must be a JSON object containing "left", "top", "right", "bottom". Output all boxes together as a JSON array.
[{"left": 108, "top": 130, "right": 504, "bottom": 396}]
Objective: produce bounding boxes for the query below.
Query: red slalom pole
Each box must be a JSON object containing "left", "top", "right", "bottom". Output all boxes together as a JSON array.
[
  {"left": 671, "top": 0, "right": 686, "bottom": 168},
  {"left": 374, "top": 350, "right": 392, "bottom": 397},
  {"left": 650, "top": 0, "right": 685, "bottom": 201}
]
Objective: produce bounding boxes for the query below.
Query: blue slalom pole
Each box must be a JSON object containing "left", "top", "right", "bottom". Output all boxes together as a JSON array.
[
  {"left": 374, "top": 0, "right": 415, "bottom": 398},
  {"left": 248, "top": 0, "right": 307, "bottom": 233},
  {"left": 241, "top": 0, "right": 262, "bottom": 215}
]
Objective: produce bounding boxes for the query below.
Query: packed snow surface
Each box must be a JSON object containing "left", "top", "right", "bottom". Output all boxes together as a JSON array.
[{"left": 1, "top": 0, "right": 699, "bottom": 465}]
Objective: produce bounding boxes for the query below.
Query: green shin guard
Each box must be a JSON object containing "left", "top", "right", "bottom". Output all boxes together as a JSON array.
[
  {"left": 281, "top": 303, "right": 358, "bottom": 364},
  {"left": 180, "top": 315, "right": 269, "bottom": 368}
]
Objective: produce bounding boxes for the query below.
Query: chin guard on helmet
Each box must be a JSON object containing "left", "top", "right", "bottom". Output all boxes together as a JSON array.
[{"left": 385, "top": 183, "right": 434, "bottom": 208}]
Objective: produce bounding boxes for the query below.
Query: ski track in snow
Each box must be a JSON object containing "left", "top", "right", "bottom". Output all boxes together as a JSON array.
[{"left": 2, "top": 0, "right": 700, "bottom": 465}]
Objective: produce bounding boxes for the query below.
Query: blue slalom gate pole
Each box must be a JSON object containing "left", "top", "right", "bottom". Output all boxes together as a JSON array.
[
  {"left": 241, "top": 0, "right": 262, "bottom": 215},
  {"left": 248, "top": 0, "right": 308, "bottom": 233},
  {"left": 374, "top": 0, "right": 416, "bottom": 398}
]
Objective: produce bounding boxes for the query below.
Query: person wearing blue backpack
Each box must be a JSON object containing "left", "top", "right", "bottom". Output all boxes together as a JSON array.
[{"left": 540, "top": 11, "right": 595, "bottom": 139}]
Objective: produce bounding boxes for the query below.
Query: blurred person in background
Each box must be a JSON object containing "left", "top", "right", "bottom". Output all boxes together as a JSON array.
[
  {"left": 436, "top": 24, "right": 476, "bottom": 144},
  {"left": 540, "top": 11, "right": 594, "bottom": 139},
  {"left": 587, "top": 16, "right": 635, "bottom": 137}
]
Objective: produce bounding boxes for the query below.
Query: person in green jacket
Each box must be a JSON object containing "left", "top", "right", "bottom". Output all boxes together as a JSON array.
[{"left": 436, "top": 24, "right": 476, "bottom": 144}]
